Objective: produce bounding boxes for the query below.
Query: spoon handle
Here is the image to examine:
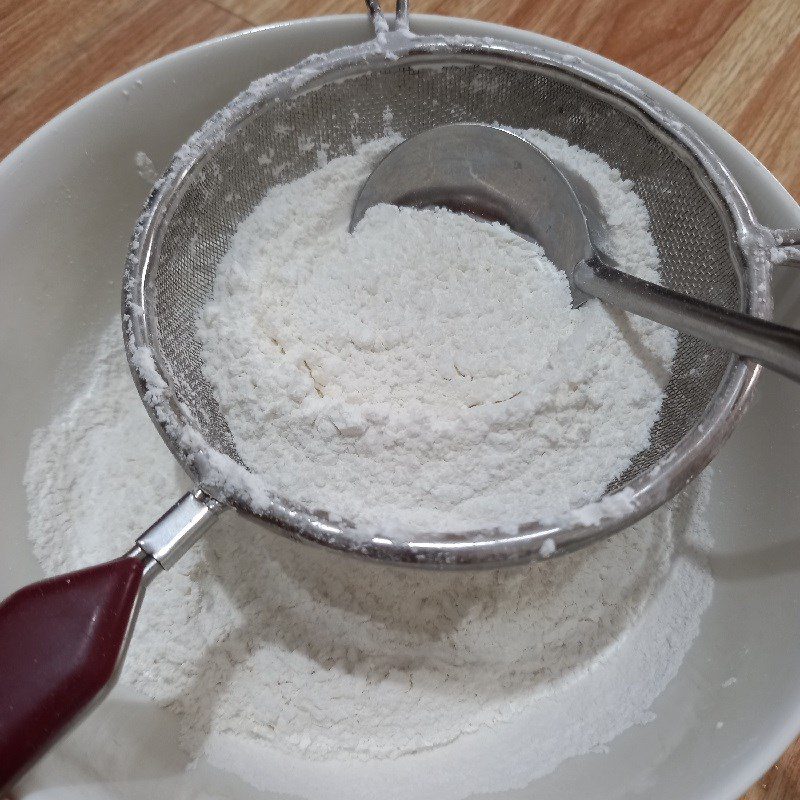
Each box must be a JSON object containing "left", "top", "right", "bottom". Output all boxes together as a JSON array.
[{"left": 573, "top": 256, "right": 800, "bottom": 383}]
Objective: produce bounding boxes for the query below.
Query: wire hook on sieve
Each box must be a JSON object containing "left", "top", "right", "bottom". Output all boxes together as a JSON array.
[
  {"left": 773, "top": 228, "right": 800, "bottom": 266},
  {"left": 366, "top": 0, "right": 411, "bottom": 36}
]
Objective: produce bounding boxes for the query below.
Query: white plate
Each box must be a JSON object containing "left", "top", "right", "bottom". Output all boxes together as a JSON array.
[{"left": 1, "top": 12, "right": 800, "bottom": 800}]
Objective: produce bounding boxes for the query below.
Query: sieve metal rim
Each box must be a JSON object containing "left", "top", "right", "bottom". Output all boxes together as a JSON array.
[{"left": 123, "top": 25, "right": 783, "bottom": 568}]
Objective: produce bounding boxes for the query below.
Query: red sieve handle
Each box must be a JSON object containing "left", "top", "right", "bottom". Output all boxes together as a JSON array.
[{"left": 0, "top": 557, "right": 145, "bottom": 793}]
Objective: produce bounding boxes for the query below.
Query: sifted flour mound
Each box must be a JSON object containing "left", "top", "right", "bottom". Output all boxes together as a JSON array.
[
  {"left": 25, "top": 324, "right": 712, "bottom": 797},
  {"left": 196, "top": 133, "right": 676, "bottom": 532},
  {"left": 24, "top": 129, "right": 713, "bottom": 798}
]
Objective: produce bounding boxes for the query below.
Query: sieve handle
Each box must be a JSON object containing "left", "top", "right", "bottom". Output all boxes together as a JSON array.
[
  {"left": 574, "top": 256, "right": 800, "bottom": 383},
  {"left": 0, "top": 491, "right": 222, "bottom": 793},
  {"left": 0, "top": 557, "right": 146, "bottom": 793}
]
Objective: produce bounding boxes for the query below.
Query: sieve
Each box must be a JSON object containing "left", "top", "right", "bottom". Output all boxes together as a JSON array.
[{"left": 1, "top": 0, "right": 799, "bottom": 788}]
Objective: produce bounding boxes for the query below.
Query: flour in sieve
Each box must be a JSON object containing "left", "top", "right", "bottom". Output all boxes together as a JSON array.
[
  {"left": 25, "top": 324, "right": 713, "bottom": 798},
  {"left": 196, "top": 132, "right": 676, "bottom": 532}
]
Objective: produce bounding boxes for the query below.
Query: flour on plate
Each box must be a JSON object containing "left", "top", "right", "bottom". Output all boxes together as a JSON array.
[
  {"left": 25, "top": 326, "right": 712, "bottom": 797},
  {"left": 25, "top": 130, "right": 713, "bottom": 799}
]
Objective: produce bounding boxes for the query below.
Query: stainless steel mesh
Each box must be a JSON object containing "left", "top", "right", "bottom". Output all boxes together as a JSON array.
[{"left": 151, "top": 58, "right": 742, "bottom": 499}]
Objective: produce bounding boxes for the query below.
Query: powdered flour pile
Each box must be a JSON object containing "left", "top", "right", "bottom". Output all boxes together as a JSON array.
[
  {"left": 25, "top": 129, "right": 713, "bottom": 799},
  {"left": 196, "top": 132, "right": 675, "bottom": 532}
]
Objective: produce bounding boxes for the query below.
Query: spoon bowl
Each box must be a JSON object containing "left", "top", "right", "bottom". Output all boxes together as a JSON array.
[{"left": 351, "top": 123, "right": 593, "bottom": 306}]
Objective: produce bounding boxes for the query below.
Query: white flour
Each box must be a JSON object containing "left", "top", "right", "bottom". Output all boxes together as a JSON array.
[
  {"left": 25, "top": 131, "right": 714, "bottom": 798},
  {"left": 134, "top": 150, "right": 158, "bottom": 183},
  {"left": 24, "top": 327, "right": 712, "bottom": 797},
  {"left": 196, "top": 133, "right": 675, "bottom": 532}
]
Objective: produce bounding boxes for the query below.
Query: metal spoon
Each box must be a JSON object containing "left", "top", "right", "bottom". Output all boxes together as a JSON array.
[{"left": 351, "top": 123, "right": 800, "bottom": 382}]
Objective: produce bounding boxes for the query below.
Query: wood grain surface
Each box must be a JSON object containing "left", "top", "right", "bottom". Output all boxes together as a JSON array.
[{"left": 1, "top": 1, "right": 799, "bottom": 798}]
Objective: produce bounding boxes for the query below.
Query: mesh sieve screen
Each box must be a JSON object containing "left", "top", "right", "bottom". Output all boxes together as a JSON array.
[{"left": 151, "top": 59, "right": 742, "bottom": 494}]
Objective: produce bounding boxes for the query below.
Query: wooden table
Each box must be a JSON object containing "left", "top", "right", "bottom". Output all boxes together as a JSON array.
[{"left": 2, "top": 1, "right": 799, "bottom": 797}]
